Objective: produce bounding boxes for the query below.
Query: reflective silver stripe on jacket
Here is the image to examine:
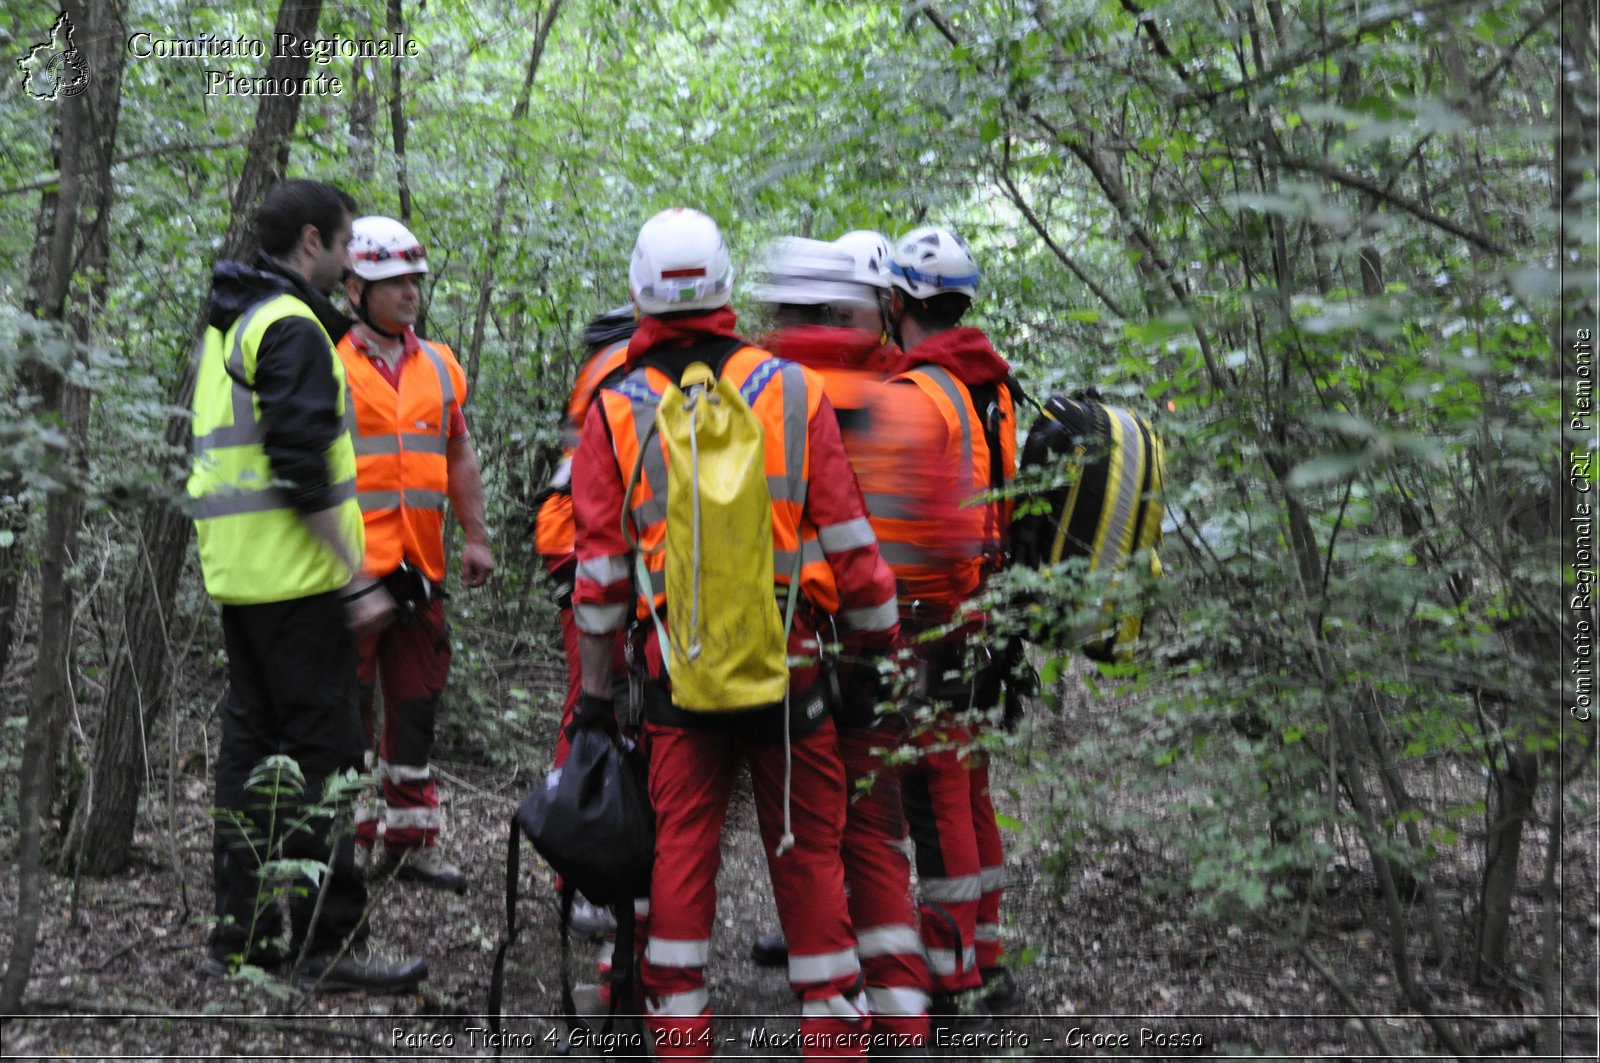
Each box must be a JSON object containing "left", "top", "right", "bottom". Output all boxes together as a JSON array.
[
  {"left": 854, "top": 924, "right": 923, "bottom": 959},
  {"left": 925, "top": 945, "right": 977, "bottom": 977},
  {"left": 861, "top": 491, "right": 918, "bottom": 521},
  {"left": 577, "top": 554, "right": 630, "bottom": 586},
  {"left": 645, "top": 937, "right": 710, "bottom": 968},
  {"left": 383, "top": 806, "right": 442, "bottom": 830},
  {"left": 787, "top": 945, "right": 860, "bottom": 984},
  {"left": 843, "top": 598, "right": 898, "bottom": 633},
  {"left": 573, "top": 600, "right": 628, "bottom": 634},
  {"left": 624, "top": 376, "right": 670, "bottom": 539},
  {"left": 817, "top": 516, "right": 875, "bottom": 553},
  {"left": 866, "top": 985, "right": 930, "bottom": 1017},
  {"left": 193, "top": 301, "right": 274, "bottom": 454},
  {"left": 188, "top": 475, "right": 355, "bottom": 520},
  {"left": 773, "top": 538, "right": 825, "bottom": 574},
  {"left": 908, "top": 364, "right": 975, "bottom": 498},
  {"left": 405, "top": 488, "right": 447, "bottom": 511},
  {"left": 776, "top": 362, "right": 810, "bottom": 513},
  {"left": 645, "top": 987, "right": 709, "bottom": 1017},
  {"left": 920, "top": 872, "right": 983, "bottom": 903}
]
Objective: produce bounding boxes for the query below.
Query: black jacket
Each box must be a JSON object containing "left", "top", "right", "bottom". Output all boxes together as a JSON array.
[{"left": 207, "top": 254, "right": 353, "bottom": 514}]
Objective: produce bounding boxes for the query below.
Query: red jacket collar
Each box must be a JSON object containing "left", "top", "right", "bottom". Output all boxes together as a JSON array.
[
  {"left": 764, "top": 325, "right": 901, "bottom": 375},
  {"left": 899, "top": 327, "right": 1009, "bottom": 384},
  {"left": 627, "top": 307, "right": 743, "bottom": 367}
]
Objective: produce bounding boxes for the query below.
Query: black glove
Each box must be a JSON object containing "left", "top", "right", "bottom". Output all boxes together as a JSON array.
[
  {"left": 567, "top": 691, "right": 617, "bottom": 739},
  {"left": 1001, "top": 640, "right": 1040, "bottom": 731}
]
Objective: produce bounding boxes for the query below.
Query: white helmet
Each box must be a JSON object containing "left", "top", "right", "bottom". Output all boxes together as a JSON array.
[
  {"left": 749, "top": 236, "right": 878, "bottom": 309},
  {"left": 833, "top": 230, "right": 893, "bottom": 290},
  {"left": 888, "top": 225, "right": 979, "bottom": 299},
  {"left": 349, "top": 216, "right": 428, "bottom": 281},
  {"left": 629, "top": 208, "right": 734, "bottom": 315}
]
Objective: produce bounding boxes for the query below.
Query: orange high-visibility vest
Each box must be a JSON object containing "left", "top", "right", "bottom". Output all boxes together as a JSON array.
[
  {"left": 535, "top": 340, "right": 630, "bottom": 559},
  {"left": 595, "top": 347, "right": 842, "bottom": 619},
  {"left": 868, "top": 363, "right": 1016, "bottom": 607},
  {"left": 337, "top": 335, "right": 468, "bottom": 583}
]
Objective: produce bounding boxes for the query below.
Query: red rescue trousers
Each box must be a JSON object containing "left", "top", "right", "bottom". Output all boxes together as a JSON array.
[
  {"left": 354, "top": 597, "right": 451, "bottom": 853},
  {"left": 641, "top": 716, "right": 869, "bottom": 1060},
  {"left": 901, "top": 711, "right": 1005, "bottom": 994},
  {"left": 553, "top": 604, "right": 583, "bottom": 769},
  {"left": 838, "top": 721, "right": 931, "bottom": 1044}
]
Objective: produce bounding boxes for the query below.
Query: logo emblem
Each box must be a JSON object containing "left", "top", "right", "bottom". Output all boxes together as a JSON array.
[{"left": 17, "top": 12, "right": 89, "bottom": 101}]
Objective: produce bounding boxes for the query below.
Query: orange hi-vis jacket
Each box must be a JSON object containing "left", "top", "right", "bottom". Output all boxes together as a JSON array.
[
  {"left": 866, "top": 329, "right": 1017, "bottom": 615},
  {"left": 534, "top": 340, "right": 630, "bottom": 561},
  {"left": 571, "top": 343, "right": 898, "bottom": 653},
  {"left": 337, "top": 333, "right": 468, "bottom": 583}
]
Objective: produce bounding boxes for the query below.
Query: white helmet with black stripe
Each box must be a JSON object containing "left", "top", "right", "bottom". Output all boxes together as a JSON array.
[{"left": 833, "top": 230, "right": 893, "bottom": 290}]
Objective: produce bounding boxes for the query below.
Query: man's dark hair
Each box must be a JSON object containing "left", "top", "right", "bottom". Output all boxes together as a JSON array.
[
  {"left": 900, "top": 292, "right": 970, "bottom": 331},
  {"left": 255, "top": 179, "right": 356, "bottom": 258}
]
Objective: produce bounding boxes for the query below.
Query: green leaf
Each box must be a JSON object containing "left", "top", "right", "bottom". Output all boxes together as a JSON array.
[{"left": 1287, "top": 452, "right": 1365, "bottom": 490}]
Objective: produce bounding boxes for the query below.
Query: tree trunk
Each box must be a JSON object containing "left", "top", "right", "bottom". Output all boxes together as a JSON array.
[
  {"left": 63, "top": 0, "right": 326, "bottom": 878},
  {"left": 1475, "top": 749, "right": 1538, "bottom": 983},
  {"left": 464, "top": 0, "right": 565, "bottom": 399},
  {"left": 387, "top": 0, "right": 413, "bottom": 225},
  {"left": 349, "top": 5, "right": 375, "bottom": 185},
  {"left": 0, "top": 0, "right": 124, "bottom": 1013},
  {"left": 386, "top": 0, "right": 423, "bottom": 334}
]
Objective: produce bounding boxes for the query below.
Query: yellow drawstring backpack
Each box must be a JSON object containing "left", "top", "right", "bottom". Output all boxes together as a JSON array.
[{"left": 624, "top": 361, "right": 797, "bottom": 711}]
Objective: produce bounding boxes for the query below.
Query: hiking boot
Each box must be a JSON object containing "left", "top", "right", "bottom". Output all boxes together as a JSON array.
[
  {"left": 298, "top": 940, "right": 428, "bottom": 993},
  {"left": 199, "top": 938, "right": 290, "bottom": 978},
  {"left": 571, "top": 982, "right": 607, "bottom": 1019},
  {"left": 750, "top": 929, "right": 788, "bottom": 968},
  {"left": 379, "top": 845, "right": 467, "bottom": 893},
  {"left": 564, "top": 982, "right": 645, "bottom": 1048},
  {"left": 981, "top": 965, "right": 1023, "bottom": 1014},
  {"left": 930, "top": 990, "right": 993, "bottom": 1035},
  {"left": 570, "top": 893, "right": 618, "bottom": 939}
]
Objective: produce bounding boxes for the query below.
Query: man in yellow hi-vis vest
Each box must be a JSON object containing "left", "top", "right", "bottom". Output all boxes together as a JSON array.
[{"left": 188, "top": 179, "right": 425, "bottom": 992}]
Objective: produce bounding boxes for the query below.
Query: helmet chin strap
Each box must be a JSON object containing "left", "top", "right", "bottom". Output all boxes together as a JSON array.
[
  {"left": 886, "top": 292, "right": 908, "bottom": 352},
  {"left": 876, "top": 289, "right": 894, "bottom": 348},
  {"left": 356, "top": 280, "right": 403, "bottom": 340}
]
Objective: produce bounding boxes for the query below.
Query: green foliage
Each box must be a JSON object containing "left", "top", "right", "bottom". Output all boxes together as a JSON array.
[
  {"left": 208, "top": 755, "right": 365, "bottom": 984},
  {"left": 0, "top": 0, "right": 1587, "bottom": 1021}
]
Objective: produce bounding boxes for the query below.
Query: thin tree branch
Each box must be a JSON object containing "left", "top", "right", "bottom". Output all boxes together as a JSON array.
[
  {"left": 998, "top": 141, "right": 1131, "bottom": 319},
  {"left": 1281, "top": 153, "right": 1511, "bottom": 256}
]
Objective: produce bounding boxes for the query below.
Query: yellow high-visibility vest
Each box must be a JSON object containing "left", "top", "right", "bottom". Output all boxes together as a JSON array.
[{"left": 188, "top": 293, "right": 363, "bottom": 604}]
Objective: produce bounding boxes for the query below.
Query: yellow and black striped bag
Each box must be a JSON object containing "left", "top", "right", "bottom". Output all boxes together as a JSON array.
[{"left": 1011, "top": 393, "right": 1166, "bottom": 661}]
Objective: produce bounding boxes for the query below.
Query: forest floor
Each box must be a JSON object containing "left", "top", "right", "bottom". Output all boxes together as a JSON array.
[{"left": 0, "top": 650, "right": 1595, "bottom": 1061}]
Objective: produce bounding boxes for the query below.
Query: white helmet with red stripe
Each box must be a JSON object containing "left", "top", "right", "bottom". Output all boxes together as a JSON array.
[
  {"left": 888, "top": 225, "right": 979, "bottom": 299},
  {"left": 629, "top": 208, "right": 734, "bottom": 315},
  {"left": 349, "top": 216, "right": 429, "bottom": 281}
]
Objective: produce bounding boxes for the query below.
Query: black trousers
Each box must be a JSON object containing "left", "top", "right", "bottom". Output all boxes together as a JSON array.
[{"left": 211, "top": 591, "right": 369, "bottom": 956}]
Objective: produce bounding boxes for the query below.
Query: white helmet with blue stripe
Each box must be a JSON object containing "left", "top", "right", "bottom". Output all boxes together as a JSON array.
[{"left": 888, "top": 225, "right": 979, "bottom": 299}]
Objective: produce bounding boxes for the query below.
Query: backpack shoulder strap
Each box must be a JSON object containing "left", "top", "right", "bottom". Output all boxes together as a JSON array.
[
  {"left": 486, "top": 814, "right": 524, "bottom": 1032},
  {"left": 632, "top": 335, "right": 747, "bottom": 386}
]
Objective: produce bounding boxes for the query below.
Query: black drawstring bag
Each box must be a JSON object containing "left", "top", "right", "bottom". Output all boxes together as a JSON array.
[{"left": 485, "top": 723, "right": 653, "bottom": 1048}]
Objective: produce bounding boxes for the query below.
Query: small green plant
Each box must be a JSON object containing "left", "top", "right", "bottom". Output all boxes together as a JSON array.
[{"left": 209, "top": 754, "right": 366, "bottom": 989}]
